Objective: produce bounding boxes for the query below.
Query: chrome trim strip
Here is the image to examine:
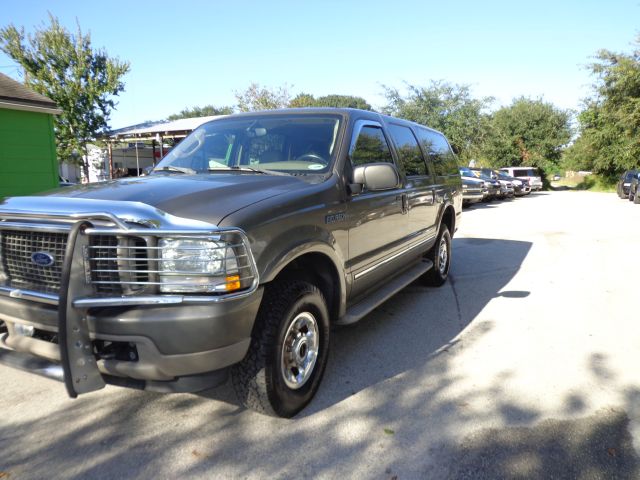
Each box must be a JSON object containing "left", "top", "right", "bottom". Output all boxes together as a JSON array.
[
  {"left": 72, "top": 287, "right": 259, "bottom": 308},
  {"left": 0, "top": 286, "right": 59, "bottom": 305},
  {"left": 0, "top": 222, "right": 71, "bottom": 233},
  {"left": 354, "top": 234, "right": 436, "bottom": 281}
]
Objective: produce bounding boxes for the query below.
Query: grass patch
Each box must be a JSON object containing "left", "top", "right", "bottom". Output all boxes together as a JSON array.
[{"left": 553, "top": 175, "right": 616, "bottom": 192}]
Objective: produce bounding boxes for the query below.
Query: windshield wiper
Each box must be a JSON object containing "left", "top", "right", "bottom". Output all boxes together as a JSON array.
[
  {"left": 208, "top": 166, "right": 289, "bottom": 176},
  {"left": 154, "top": 165, "right": 196, "bottom": 174}
]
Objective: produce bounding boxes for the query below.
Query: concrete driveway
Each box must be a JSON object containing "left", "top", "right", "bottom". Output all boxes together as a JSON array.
[{"left": 2, "top": 191, "right": 640, "bottom": 479}]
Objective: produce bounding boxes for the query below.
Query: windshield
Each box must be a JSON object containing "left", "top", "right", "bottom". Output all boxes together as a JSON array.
[
  {"left": 459, "top": 167, "right": 475, "bottom": 177},
  {"left": 153, "top": 114, "right": 341, "bottom": 175}
]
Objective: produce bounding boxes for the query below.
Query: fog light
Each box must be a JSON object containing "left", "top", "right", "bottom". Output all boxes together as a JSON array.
[{"left": 14, "top": 323, "right": 34, "bottom": 337}]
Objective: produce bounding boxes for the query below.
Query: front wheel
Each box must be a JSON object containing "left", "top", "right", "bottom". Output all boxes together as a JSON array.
[
  {"left": 422, "top": 225, "right": 452, "bottom": 287},
  {"left": 231, "top": 280, "right": 330, "bottom": 418}
]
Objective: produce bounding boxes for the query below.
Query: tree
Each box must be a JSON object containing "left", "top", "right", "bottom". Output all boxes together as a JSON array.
[
  {"left": 289, "top": 93, "right": 372, "bottom": 110},
  {"left": 383, "top": 81, "right": 493, "bottom": 163},
  {"left": 167, "top": 104, "right": 234, "bottom": 121},
  {"left": 235, "top": 83, "right": 291, "bottom": 112},
  {"left": 0, "top": 14, "right": 130, "bottom": 180},
  {"left": 482, "top": 97, "right": 572, "bottom": 174},
  {"left": 562, "top": 37, "right": 640, "bottom": 177},
  {"left": 289, "top": 92, "right": 316, "bottom": 108}
]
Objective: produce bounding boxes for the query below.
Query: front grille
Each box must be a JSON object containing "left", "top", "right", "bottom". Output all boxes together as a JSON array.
[
  {"left": 0, "top": 231, "right": 68, "bottom": 294},
  {"left": 89, "top": 235, "right": 150, "bottom": 295}
]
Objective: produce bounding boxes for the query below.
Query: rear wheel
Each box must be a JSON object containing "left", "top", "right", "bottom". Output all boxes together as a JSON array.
[
  {"left": 422, "top": 225, "right": 452, "bottom": 287},
  {"left": 231, "top": 280, "right": 330, "bottom": 418}
]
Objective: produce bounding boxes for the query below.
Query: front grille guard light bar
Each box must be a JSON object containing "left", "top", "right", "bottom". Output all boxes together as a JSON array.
[
  {"left": 84, "top": 229, "right": 257, "bottom": 295},
  {"left": 0, "top": 212, "right": 260, "bottom": 307}
]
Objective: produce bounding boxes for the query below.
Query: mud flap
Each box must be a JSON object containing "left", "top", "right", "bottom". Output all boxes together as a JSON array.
[{"left": 59, "top": 221, "right": 105, "bottom": 397}]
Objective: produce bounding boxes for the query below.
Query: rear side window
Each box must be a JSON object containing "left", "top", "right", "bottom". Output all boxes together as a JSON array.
[
  {"left": 350, "top": 126, "right": 393, "bottom": 166},
  {"left": 415, "top": 128, "right": 457, "bottom": 177},
  {"left": 387, "top": 124, "right": 427, "bottom": 176},
  {"left": 513, "top": 169, "right": 537, "bottom": 177}
]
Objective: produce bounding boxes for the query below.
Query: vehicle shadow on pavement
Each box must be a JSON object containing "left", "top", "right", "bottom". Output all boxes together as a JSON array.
[{"left": 303, "top": 237, "right": 534, "bottom": 414}]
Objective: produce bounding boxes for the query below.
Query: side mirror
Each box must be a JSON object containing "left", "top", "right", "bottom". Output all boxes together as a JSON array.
[{"left": 350, "top": 163, "right": 400, "bottom": 193}]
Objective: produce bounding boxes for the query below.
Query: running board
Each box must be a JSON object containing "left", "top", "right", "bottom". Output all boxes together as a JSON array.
[{"left": 338, "top": 259, "right": 433, "bottom": 326}]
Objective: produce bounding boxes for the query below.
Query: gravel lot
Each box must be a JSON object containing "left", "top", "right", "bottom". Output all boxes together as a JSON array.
[{"left": 2, "top": 190, "right": 640, "bottom": 479}]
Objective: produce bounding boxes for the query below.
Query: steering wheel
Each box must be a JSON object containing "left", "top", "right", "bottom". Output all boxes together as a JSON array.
[{"left": 296, "top": 153, "right": 326, "bottom": 164}]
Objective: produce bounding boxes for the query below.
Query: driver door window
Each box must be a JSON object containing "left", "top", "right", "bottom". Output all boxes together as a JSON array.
[{"left": 350, "top": 126, "right": 393, "bottom": 166}]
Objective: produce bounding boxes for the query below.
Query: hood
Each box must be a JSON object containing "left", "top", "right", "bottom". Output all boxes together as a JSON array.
[
  {"left": 461, "top": 176, "right": 484, "bottom": 185},
  {"left": 38, "top": 173, "right": 311, "bottom": 225}
]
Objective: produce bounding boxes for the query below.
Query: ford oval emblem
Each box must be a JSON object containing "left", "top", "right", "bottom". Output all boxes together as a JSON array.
[{"left": 31, "top": 252, "right": 55, "bottom": 267}]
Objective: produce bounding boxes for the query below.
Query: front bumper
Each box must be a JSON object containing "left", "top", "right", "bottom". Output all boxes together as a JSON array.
[
  {"left": 0, "top": 287, "right": 263, "bottom": 382},
  {"left": 462, "top": 191, "right": 484, "bottom": 203}
]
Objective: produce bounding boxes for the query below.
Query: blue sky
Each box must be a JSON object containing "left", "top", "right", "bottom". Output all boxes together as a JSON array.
[{"left": 1, "top": 0, "right": 638, "bottom": 129}]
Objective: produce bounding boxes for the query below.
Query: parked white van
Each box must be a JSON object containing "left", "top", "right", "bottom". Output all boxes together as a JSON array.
[{"left": 499, "top": 166, "right": 543, "bottom": 191}]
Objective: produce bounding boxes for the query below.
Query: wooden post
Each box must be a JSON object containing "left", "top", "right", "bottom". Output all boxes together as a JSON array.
[{"left": 108, "top": 142, "right": 114, "bottom": 180}]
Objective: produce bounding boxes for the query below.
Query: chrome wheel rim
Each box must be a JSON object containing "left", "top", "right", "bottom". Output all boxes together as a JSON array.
[
  {"left": 280, "top": 312, "right": 319, "bottom": 390},
  {"left": 438, "top": 236, "right": 448, "bottom": 275}
]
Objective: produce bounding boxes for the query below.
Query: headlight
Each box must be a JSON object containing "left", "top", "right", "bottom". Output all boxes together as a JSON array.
[
  {"left": 159, "top": 237, "right": 240, "bottom": 293},
  {"left": 462, "top": 184, "right": 468, "bottom": 189}
]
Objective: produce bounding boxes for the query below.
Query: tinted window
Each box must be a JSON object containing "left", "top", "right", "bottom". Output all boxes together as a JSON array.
[
  {"left": 387, "top": 124, "right": 427, "bottom": 176},
  {"left": 351, "top": 126, "right": 393, "bottom": 166},
  {"left": 513, "top": 168, "right": 537, "bottom": 177},
  {"left": 415, "top": 128, "right": 457, "bottom": 176}
]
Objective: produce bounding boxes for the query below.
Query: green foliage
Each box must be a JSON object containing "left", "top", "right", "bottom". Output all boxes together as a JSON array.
[
  {"left": 234, "top": 82, "right": 292, "bottom": 112},
  {"left": 167, "top": 104, "right": 233, "bottom": 121},
  {"left": 311, "top": 94, "right": 372, "bottom": 110},
  {"left": 289, "top": 93, "right": 316, "bottom": 108},
  {"left": 562, "top": 37, "right": 640, "bottom": 177},
  {"left": 0, "top": 14, "right": 130, "bottom": 179},
  {"left": 382, "top": 81, "right": 493, "bottom": 163},
  {"left": 481, "top": 97, "right": 572, "bottom": 173}
]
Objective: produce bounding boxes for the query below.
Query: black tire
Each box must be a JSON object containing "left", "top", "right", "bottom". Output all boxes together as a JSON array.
[
  {"left": 634, "top": 192, "right": 640, "bottom": 204},
  {"left": 422, "top": 225, "right": 452, "bottom": 287},
  {"left": 629, "top": 190, "right": 635, "bottom": 202},
  {"left": 231, "top": 280, "right": 330, "bottom": 418}
]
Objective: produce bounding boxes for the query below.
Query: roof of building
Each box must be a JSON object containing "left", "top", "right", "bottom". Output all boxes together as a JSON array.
[
  {"left": 108, "top": 115, "right": 223, "bottom": 139},
  {"left": 0, "top": 73, "right": 61, "bottom": 114}
]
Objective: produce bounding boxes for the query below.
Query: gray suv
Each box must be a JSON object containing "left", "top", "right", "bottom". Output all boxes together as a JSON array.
[{"left": 0, "top": 108, "right": 461, "bottom": 417}]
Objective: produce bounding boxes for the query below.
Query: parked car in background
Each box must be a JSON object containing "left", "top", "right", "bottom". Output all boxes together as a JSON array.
[
  {"left": 628, "top": 171, "right": 640, "bottom": 203},
  {"left": 459, "top": 166, "right": 498, "bottom": 201},
  {"left": 474, "top": 167, "right": 515, "bottom": 198},
  {"left": 500, "top": 167, "right": 543, "bottom": 191},
  {"left": 470, "top": 167, "right": 502, "bottom": 200},
  {"left": 461, "top": 176, "right": 485, "bottom": 206},
  {"left": 617, "top": 170, "right": 638, "bottom": 199},
  {"left": 491, "top": 172, "right": 514, "bottom": 199},
  {"left": 496, "top": 170, "right": 530, "bottom": 196}
]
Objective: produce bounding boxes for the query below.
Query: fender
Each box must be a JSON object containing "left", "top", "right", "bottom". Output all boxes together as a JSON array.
[{"left": 257, "top": 225, "right": 348, "bottom": 317}]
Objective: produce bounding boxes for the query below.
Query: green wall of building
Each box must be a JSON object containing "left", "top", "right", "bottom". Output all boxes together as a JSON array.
[{"left": 0, "top": 108, "right": 58, "bottom": 198}]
